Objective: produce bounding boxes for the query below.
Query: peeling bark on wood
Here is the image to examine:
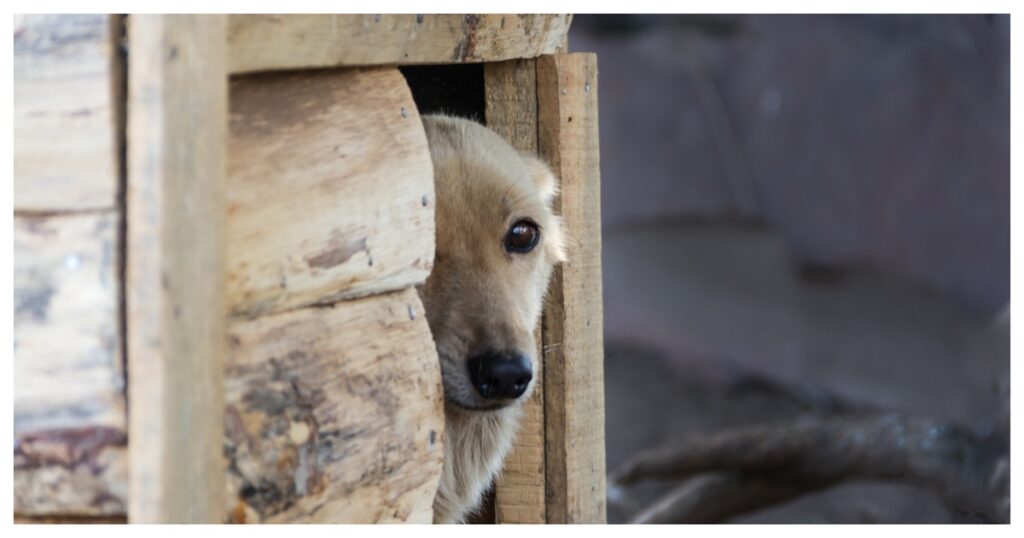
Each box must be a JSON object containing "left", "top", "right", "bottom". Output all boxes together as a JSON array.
[
  {"left": 14, "top": 427, "right": 128, "bottom": 516},
  {"left": 223, "top": 288, "right": 444, "bottom": 523},
  {"left": 14, "top": 213, "right": 126, "bottom": 516}
]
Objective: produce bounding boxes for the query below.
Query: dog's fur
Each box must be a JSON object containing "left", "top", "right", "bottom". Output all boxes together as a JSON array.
[{"left": 417, "top": 115, "right": 565, "bottom": 524}]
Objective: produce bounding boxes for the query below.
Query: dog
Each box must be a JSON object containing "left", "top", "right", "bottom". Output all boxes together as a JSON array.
[{"left": 417, "top": 115, "right": 565, "bottom": 524}]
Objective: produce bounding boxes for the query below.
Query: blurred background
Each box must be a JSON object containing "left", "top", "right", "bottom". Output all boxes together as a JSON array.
[{"left": 571, "top": 14, "right": 1010, "bottom": 523}]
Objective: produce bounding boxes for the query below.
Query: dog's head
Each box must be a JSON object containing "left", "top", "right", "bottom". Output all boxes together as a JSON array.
[{"left": 419, "top": 115, "right": 565, "bottom": 412}]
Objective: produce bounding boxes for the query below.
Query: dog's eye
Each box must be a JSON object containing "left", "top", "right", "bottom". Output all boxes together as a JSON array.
[{"left": 504, "top": 219, "right": 540, "bottom": 254}]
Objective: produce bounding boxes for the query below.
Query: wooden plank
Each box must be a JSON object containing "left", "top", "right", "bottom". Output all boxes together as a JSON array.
[
  {"left": 13, "top": 15, "right": 119, "bottom": 212},
  {"left": 13, "top": 213, "right": 127, "bottom": 516},
  {"left": 536, "top": 53, "right": 607, "bottom": 524},
  {"left": 126, "top": 14, "right": 227, "bottom": 523},
  {"left": 223, "top": 288, "right": 444, "bottom": 524},
  {"left": 227, "top": 68, "right": 434, "bottom": 319},
  {"left": 15, "top": 515, "right": 127, "bottom": 524},
  {"left": 484, "top": 59, "right": 547, "bottom": 524},
  {"left": 228, "top": 15, "right": 572, "bottom": 74}
]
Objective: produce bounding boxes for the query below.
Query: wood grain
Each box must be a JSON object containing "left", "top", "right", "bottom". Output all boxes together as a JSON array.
[
  {"left": 14, "top": 14, "right": 119, "bottom": 212},
  {"left": 484, "top": 59, "right": 547, "bottom": 524},
  {"left": 226, "top": 68, "right": 435, "bottom": 319},
  {"left": 13, "top": 213, "right": 127, "bottom": 515},
  {"left": 15, "top": 515, "right": 127, "bottom": 524},
  {"left": 126, "top": 14, "right": 227, "bottom": 523},
  {"left": 223, "top": 288, "right": 444, "bottom": 523},
  {"left": 537, "top": 53, "right": 607, "bottom": 524},
  {"left": 228, "top": 14, "right": 572, "bottom": 74}
]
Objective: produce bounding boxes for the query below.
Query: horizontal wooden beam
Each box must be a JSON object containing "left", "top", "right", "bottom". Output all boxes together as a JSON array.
[
  {"left": 223, "top": 288, "right": 444, "bottom": 523},
  {"left": 13, "top": 213, "right": 127, "bottom": 516},
  {"left": 228, "top": 14, "right": 571, "bottom": 74},
  {"left": 14, "top": 14, "right": 120, "bottom": 212},
  {"left": 226, "top": 67, "right": 434, "bottom": 319}
]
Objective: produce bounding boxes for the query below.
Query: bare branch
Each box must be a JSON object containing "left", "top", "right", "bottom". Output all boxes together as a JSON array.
[{"left": 613, "top": 414, "right": 1007, "bottom": 523}]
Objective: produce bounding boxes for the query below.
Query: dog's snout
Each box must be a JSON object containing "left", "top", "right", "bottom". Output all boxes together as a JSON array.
[{"left": 467, "top": 351, "right": 533, "bottom": 400}]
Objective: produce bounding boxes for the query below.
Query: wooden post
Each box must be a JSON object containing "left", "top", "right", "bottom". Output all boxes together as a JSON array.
[
  {"left": 126, "top": 14, "right": 228, "bottom": 523},
  {"left": 485, "top": 59, "right": 547, "bottom": 524},
  {"left": 537, "top": 53, "right": 606, "bottom": 524}
]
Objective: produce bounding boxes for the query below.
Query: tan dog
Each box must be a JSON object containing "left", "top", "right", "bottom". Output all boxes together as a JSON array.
[{"left": 418, "top": 115, "right": 565, "bottom": 524}]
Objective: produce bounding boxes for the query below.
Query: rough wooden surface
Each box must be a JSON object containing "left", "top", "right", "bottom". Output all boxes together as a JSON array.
[
  {"left": 484, "top": 59, "right": 547, "bottom": 524},
  {"left": 223, "top": 288, "right": 444, "bottom": 524},
  {"left": 537, "top": 53, "right": 607, "bottom": 524},
  {"left": 13, "top": 14, "right": 119, "bottom": 212},
  {"left": 13, "top": 213, "right": 127, "bottom": 516},
  {"left": 15, "top": 515, "right": 127, "bottom": 524},
  {"left": 228, "top": 14, "right": 572, "bottom": 74},
  {"left": 226, "top": 68, "right": 434, "bottom": 319},
  {"left": 126, "top": 14, "right": 227, "bottom": 523}
]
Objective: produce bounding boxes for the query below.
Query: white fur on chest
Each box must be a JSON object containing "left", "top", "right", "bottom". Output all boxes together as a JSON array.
[{"left": 433, "top": 404, "right": 523, "bottom": 523}]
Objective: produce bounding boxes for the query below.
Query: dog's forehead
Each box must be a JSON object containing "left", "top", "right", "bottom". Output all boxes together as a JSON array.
[
  {"left": 424, "top": 115, "right": 551, "bottom": 236},
  {"left": 433, "top": 146, "right": 542, "bottom": 211}
]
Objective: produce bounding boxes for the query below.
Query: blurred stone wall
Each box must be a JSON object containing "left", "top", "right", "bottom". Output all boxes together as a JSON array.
[{"left": 571, "top": 14, "right": 1009, "bottom": 315}]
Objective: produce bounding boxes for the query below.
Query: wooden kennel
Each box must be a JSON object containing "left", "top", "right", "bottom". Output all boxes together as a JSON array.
[{"left": 13, "top": 14, "right": 604, "bottom": 524}]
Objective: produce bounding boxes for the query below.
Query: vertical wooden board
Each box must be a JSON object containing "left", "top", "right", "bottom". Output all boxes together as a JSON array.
[
  {"left": 484, "top": 59, "right": 547, "bottom": 524},
  {"left": 223, "top": 288, "right": 444, "bottom": 523},
  {"left": 537, "top": 53, "right": 606, "bottom": 524},
  {"left": 227, "top": 68, "right": 435, "bottom": 319},
  {"left": 13, "top": 213, "right": 127, "bottom": 516},
  {"left": 13, "top": 15, "right": 119, "bottom": 211},
  {"left": 126, "top": 14, "right": 227, "bottom": 523}
]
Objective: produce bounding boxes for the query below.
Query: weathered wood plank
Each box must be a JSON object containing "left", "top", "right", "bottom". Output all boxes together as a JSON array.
[
  {"left": 228, "top": 14, "right": 572, "bottom": 74},
  {"left": 126, "top": 14, "right": 227, "bottom": 523},
  {"left": 13, "top": 14, "right": 119, "bottom": 212},
  {"left": 13, "top": 213, "right": 127, "bottom": 516},
  {"left": 223, "top": 288, "right": 444, "bottom": 524},
  {"left": 15, "top": 515, "right": 127, "bottom": 524},
  {"left": 537, "top": 53, "right": 607, "bottom": 524},
  {"left": 484, "top": 59, "right": 547, "bottom": 524},
  {"left": 227, "top": 67, "right": 435, "bottom": 319}
]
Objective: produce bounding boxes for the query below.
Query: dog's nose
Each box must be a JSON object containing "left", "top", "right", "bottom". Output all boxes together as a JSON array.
[{"left": 467, "top": 350, "right": 533, "bottom": 400}]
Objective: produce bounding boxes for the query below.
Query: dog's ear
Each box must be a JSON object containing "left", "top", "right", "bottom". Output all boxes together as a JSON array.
[
  {"left": 521, "top": 153, "right": 560, "bottom": 209},
  {"left": 521, "top": 153, "right": 566, "bottom": 263}
]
